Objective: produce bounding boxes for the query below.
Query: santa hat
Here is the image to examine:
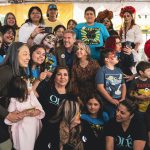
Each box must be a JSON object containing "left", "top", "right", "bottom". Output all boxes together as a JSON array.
[
  {"left": 144, "top": 39, "right": 150, "bottom": 62},
  {"left": 120, "top": 6, "right": 136, "bottom": 18}
]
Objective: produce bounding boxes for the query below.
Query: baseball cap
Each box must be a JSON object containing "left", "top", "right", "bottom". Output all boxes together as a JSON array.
[{"left": 48, "top": 4, "right": 58, "bottom": 10}]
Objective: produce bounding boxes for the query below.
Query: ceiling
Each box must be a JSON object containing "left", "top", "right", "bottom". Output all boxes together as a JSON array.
[{"left": 1, "top": 0, "right": 149, "bottom": 4}]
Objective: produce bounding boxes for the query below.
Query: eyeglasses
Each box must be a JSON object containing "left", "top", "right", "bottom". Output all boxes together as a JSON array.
[{"left": 116, "top": 41, "right": 121, "bottom": 45}]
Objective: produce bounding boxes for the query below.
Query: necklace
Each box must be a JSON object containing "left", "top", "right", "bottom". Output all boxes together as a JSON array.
[{"left": 79, "top": 60, "right": 89, "bottom": 68}]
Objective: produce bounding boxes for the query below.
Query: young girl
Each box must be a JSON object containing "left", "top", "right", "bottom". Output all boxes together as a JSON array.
[
  {"left": 81, "top": 92, "right": 109, "bottom": 150},
  {"left": 4, "top": 77, "right": 45, "bottom": 150}
]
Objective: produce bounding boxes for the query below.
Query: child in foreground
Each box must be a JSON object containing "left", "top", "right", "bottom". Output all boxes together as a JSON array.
[{"left": 4, "top": 77, "right": 45, "bottom": 150}]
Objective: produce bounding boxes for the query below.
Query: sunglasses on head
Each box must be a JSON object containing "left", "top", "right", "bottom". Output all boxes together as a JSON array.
[{"left": 49, "top": 5, "right": 57, "bottom": 9}]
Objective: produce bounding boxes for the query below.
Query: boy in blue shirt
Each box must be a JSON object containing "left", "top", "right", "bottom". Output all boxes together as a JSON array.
[
  {"left": 74, "top": 7, "right": 109, "bottom": 61},
  {"left": 95, "top": 49, "right": 126, "bottom": 118}
]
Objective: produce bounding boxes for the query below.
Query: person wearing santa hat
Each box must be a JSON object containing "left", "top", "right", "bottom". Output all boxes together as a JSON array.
[{"left": 144, "top": 39, "right": 150, "bottom": 62}]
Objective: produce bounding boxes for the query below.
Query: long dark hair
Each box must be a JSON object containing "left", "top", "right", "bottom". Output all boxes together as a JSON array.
[
  {"left": 25, "top": 6, "right": 44, "bottom": 24},
  {"left": 0, "top": 42, "right": 28, "bottom": 76},
  {"left": 9, "top": 76, "right": 28, "bottom": 102},
  {"left": 67, "top": 19, "right": 77, "bottom": 30},
  {"left": 28, "top": 45, "right": 46, "bottom": 79},
  {"left": 4, "top": 12, "right": 19, "bottom": 30},
  {"left": 85, "top": 92, "right": 104, "bottom": 119}
]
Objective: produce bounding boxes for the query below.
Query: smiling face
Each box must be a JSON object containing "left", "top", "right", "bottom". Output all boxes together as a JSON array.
[
  {"left": 102, "top": 17, "right": 111, "bottom": 29},
  {"left": 32, "top": 47, "right": 45, "bottom": 65},
  {"left": 75, "top": 43, "right": 88, "bottom": 60},
  {"left": 43, "top": 34, "right": 56, "bottom": 50},
  {"left": 54, "top": 69, "right": 69, "bottom": 87},
  {"left": 3, "top": 29, "right": 15, "bottom": 44},
  {"left": 6, "top": 14, "right": 16, "bottom": 26},
  {"left": 86, "top": 98, "right": 100, "bottom": 118},
  {"left": 63, "top": 33, "right": 75, "bottom": 49},
  {"left": 30, "top": 9, "right": 42, "bottom": 23},
  {"left": 67, "top": 20, "right": 76, "bottom": 30},
  {"left": 18, "top": 45, "right": 30, "bottom": 68},
  {"left": 47, "top": 9, "right": 58, "bottom": 19},
  {"left": 116, "top": 104, "right": 133, "bottom": 123},
  {"left": 84, "top": 10, "right": 95, "bottom": 25}
]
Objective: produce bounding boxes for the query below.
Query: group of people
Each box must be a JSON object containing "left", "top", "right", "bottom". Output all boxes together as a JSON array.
[{"left": 0, "top": 3, "right": 150, "bottom": 150}]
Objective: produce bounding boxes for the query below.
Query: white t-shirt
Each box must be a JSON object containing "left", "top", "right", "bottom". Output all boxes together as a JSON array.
[{"left": 18, "top": 22, "right": 45, "bottom": 44}]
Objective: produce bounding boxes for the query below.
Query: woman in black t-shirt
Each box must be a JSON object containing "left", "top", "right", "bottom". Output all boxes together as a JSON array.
[
  {"left": 145, "top": 104, "right": 150, "bottom": 149},
  {"left": 36, "top": 66, "right": 71, "bottom": 122},
  {"left": 105, "top": 99, "right": 146, "bottom": 150},
  {"left": 35, "top": 66, "right": 72, "bottom": 149}
]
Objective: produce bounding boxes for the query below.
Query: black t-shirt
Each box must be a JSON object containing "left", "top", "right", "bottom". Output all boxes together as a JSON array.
[
  {"left": 105, "top": 114, "right": 147, "bottom": 150},
  {"left": 81, "top": 120, "right": 105, "bottom": 150},
  {"left": 146, "top": 104, "right": 150, "bottom": 131},
  {"left": 36, "top": 80, "right": 71, "bottom": 123}
]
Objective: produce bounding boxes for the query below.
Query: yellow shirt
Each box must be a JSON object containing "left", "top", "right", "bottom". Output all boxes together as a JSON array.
[
  {"left": 15, "top": 29, "right": 19, "bottom": 42},
  {"left": 44, "top": 19, "right": 63, "bottom": 32}
]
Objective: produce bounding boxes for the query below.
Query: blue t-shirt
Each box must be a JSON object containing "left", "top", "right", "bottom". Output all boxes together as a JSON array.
[
  {"left": 74, "top": 22, "right": 109, "bottom": 60},
  {"left": 95, "top": 66, "right": 124, "bottom": 99},
  {"left": 81, "top": 112, "right": 109, "bottom": 125},
  {"left": 0, "top": 55, "right": 4, "bottom": 64},
  {"left": 45, "top": 53, "right": 57, "bottom": 72},
  {"left": 26, "top": 67, "right": 40, "bottom": 80}
]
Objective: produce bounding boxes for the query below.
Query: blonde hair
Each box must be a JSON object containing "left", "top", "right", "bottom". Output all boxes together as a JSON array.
[{"left": 74, "top": 40, "right": 91, "bottom": 64}]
